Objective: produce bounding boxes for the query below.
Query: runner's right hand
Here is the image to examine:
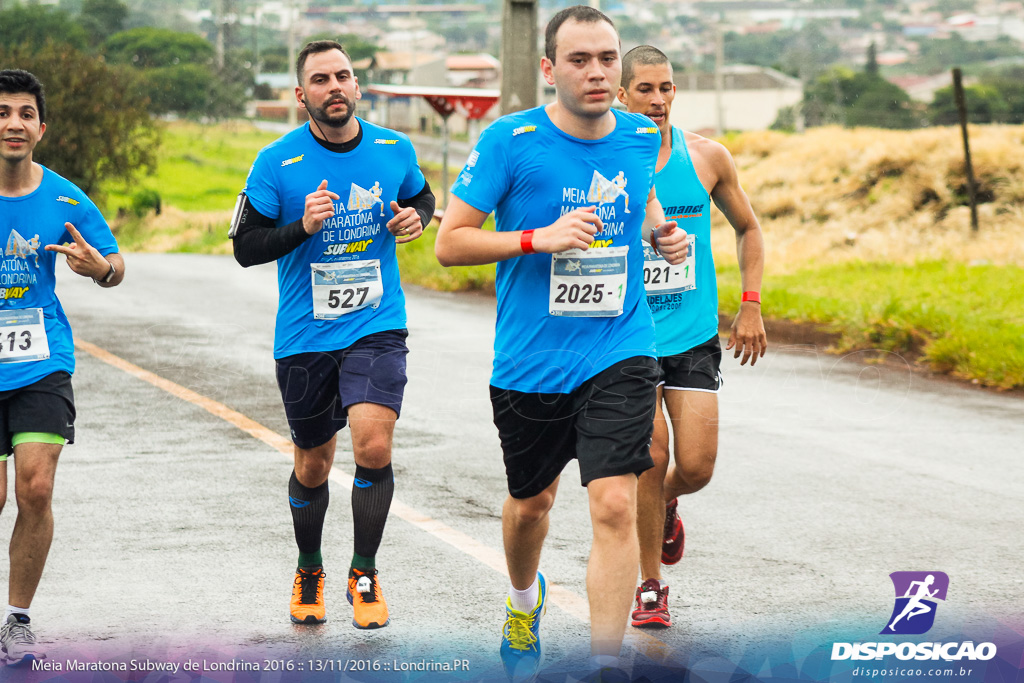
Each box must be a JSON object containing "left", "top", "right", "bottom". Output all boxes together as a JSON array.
[
  {"left": 303, "top": 179, "right": 341, "bottom": 235},
  {"left": 533, "top": 206, "right": 603, "bottom": 253}
]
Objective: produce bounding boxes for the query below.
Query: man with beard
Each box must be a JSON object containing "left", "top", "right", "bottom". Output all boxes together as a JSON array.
[{"left": 231, "top": 40, "right": 434, "bottom": 630}]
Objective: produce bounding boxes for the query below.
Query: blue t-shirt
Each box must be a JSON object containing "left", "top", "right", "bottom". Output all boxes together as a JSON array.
[
  {"left": 244, "top": 120, "right": 426, "bottom": 359},
  {"left": 646, "top": 127, "right": 718, "bottom": 356},
  {"left": 452, "top": 106, "right": 660, "bottom": 393},
  {"left": 0, "top": 166, "right": 119, "bottom": 391}
]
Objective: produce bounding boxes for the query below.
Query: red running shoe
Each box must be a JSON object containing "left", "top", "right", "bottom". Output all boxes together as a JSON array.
[
  {"left": 631, "top": 578, "right": 671, "bottom": 628},
  {"left": 662, "top": 498, "right": 685, "bottom": 565}
]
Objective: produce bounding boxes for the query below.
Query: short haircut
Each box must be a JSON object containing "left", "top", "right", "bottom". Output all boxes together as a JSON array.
[
  {"left": 0, "top": 69, "right": 46, "bottom": 123},
  {"left": 621, "top": 45, "right": 671, "bottom": 90},
  {"left": 544, "top": 5, "right": 616, "bottom": 63},
  {"left": 296, "top": 40, "right": 352, "bottom": 86}
]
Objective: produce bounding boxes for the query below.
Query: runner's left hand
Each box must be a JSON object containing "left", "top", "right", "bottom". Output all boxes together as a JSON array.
[
  {"left": 45, "top": 222, "right": 110, "bottom": 280},
  {"left": 727, "top": 302, "right": 767, "bottom": 366},
  {"left": 653, "top": 221, "right": 688, "bottom": 265},
  {"left": 388, "top": 201, "right": 424, "bottom": 244}
]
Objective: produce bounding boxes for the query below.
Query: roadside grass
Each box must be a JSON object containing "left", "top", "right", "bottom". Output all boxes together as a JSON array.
[
  {"left": 398, "top": 218, "right": 497, "bottom": 293},
  {"left": 106, "top": 121, "right": 279, "bottom": 215},
  {"left": 717, "top": 261, "right": 1024, "bottom": 389},
  {"left": 104, "top": 121, "right": 1024, "bottom": 389}
]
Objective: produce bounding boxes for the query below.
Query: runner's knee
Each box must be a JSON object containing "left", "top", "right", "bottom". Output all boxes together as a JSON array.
[
  {"left": 674, "top": 445, "right": 717, "bottom": 492},
  {"left": 508, "top": 490, "right": 555, "bottom": 525},
  {"left": 294, "top": 444, "right": 334, "bottom": 486},
  {"left": 646, "top": 440, "right": 671, "bottom": 470},
  {"left": 15, "top": 473, "right": 55, "bottom": 512},
  {"left": 588, "top": 483, "right": 636, "bottom": 531},
  {"left": 352, "top": 434, "right": 392, "bottom": 468},
  {"left": 681, "top": 459, "right": 715, "bottom": 491}
]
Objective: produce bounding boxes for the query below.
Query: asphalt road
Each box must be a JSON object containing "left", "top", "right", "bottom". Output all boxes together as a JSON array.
[{"left": 3, "top": 253, "right": 1021, "bottom": 680}]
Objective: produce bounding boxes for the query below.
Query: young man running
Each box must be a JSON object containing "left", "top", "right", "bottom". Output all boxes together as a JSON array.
[
  {"left": 617, "top": 46, "right": 767, "bottom": 628},
  {"left": 437, "top": 8, "right": 688, "bottom": 679},
  {"left": 232, "top": 41, "right": 434, "bottom": 629},
  {"left": 0, "top": 70, "right": 125, "bottom": 665}
]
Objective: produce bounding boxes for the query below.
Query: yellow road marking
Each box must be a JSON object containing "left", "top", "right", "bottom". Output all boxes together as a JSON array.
[{"left": 76, "top": 338, "right": 672, "bottom": 660}]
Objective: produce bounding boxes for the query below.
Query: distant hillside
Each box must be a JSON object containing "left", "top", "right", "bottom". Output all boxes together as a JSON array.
[{"left": 711, "top": 125, "right": 1024, "bottom": 271}]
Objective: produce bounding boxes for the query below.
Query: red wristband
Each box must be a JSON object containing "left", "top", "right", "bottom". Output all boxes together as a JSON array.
[
  {"left": 521, "top": 229, "right": 536, "bottom": 255},
  {"left": 742, "top": 291, "right": 761, "bottom": 304}
]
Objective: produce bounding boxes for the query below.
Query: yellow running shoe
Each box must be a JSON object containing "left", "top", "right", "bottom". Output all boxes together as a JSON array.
[
  {"left": 500, "top": 572, "right": 547, "bottom": 681},
  {"left": 290, "top": 567, "right": 326, "bottom": 624},
  {"left": 346, "top": 568, "right": 390, "bottom": 629}
]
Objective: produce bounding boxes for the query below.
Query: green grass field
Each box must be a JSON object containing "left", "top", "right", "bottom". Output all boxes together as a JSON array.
[
  {"left": 105, "top": 121, "right": 1024, "bottom": 390},
  {"left": 105, "top": 121, "right": 279, "bottom": 215},
  {"left": 717, "top": 261, "right": 1024, "bottom": 390}
]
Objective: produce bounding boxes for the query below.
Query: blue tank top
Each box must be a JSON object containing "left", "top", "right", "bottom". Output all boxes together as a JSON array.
[{"left": 646, "top": 127, "right": 719, "bottom": 356}]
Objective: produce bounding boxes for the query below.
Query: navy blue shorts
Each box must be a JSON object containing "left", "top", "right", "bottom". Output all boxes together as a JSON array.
[{"left": 275, "top": 329, "right": 409, "bottom": 449}]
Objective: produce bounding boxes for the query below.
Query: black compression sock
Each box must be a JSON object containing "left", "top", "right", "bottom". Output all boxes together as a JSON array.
[
  {"left": 289, "top": 471, "right": 329, "bottom": 567},
  {"left": 351, "top": 463, "right": 394, "bottom": 566}
]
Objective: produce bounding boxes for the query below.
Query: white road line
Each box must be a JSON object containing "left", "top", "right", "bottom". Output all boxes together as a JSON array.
[{"left": 76, "top": 338, "right": 672, "bottom": 661}]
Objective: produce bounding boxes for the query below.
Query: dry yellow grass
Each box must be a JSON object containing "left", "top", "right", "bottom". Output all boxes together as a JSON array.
[{"left": 710, "top": 125, "right": 1024, "bottom": 272}]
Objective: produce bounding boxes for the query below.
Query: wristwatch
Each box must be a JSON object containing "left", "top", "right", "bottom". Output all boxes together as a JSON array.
[{"left": 94, "top": 261, "right": 116, "bottom": 284}]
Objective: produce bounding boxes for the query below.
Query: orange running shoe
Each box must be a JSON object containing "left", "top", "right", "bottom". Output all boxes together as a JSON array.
[
  {"left": 290, "top": 567, "right": 326, "bottom": 624},
  {"left": 346, "top": 568, "right": 390, "bottom": 629}
]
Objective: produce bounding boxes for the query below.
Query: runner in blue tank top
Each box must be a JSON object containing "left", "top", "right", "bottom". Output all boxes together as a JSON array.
[
  {"left": 437, "top": 8, "right": 690, "bottom": 680},
  {"left": 231, "top": 42, "right": 435, "bottom": 632},
  {"left": 0, "top": 70, "right": 125, "bottom": 666},
  {"left": 618, "top": 46, "right": 767, "bottom": 629}
]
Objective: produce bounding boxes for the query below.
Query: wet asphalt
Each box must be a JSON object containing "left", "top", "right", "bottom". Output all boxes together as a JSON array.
[{"left": 2, "top": 252, "right": 1020, "bottom": 680}]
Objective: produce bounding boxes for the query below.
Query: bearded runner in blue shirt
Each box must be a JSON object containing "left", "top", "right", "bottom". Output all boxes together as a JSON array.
[
  {"left": 0, "top": 70, "right": 125, "bottom": 666},
  {"left": 618, "top": 46, "right": 767, "bottom": 630},
  {"left": 437, "top": 7, "right": 690, "bottom": 680},
  {"left": 231, "top": 41, "right": 434, "bottom": 632}
]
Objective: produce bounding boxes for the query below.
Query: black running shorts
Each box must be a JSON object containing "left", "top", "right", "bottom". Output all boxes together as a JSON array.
[
  {"left": 658, "top": 334, "right": 723, "bottom": 393},
  {"left": 0, "top": 371, "right": 76, "bottom": 456},
  {"left": 490, "top": 356, "right": 659, "bottom": 499},
  {"left": 275, "top": 329, "right": 409, "bottom": 449}
]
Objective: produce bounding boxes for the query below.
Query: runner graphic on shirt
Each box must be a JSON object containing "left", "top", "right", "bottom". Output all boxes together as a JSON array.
[
  {"left": 587, "top": 170, "right": 630, "bottom": 211},
  {"left": 348, "top": 181, "right": 385, "bottom": 216},
  {"left": 5, "top": 230, "right": 41, "bottom": 267}
]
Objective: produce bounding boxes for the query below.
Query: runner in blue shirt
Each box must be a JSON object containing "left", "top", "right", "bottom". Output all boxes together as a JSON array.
[
  {"left": 437, "top": 8, "right": 689, "bottom": 679},
  {"left": 0, "top": 70, "right": 125, "bottom": 666},
  {"left": 618, "top": 46, "right": 767, "bottom": 629},
  {"left": 231, "top": 41, "right": 434, "bottom": 631}
]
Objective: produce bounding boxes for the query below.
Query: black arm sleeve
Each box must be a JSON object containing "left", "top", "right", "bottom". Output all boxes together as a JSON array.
[
  {"left": 397, "top": 180, "right": 436, "bottom": 229},
  {"left": 231, "top": 194, "right": 313, "bottom": 268}
]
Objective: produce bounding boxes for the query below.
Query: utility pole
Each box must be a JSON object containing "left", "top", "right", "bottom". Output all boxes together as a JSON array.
[
  {"left": 215, "top": 0, "right": 226, "bottom": 70},
  {"left": 253, "top": 6, "right": 260, "bottom": 82},
  {"left": 500, "top": 0, "right": 538, "bottom": 116},
  {"left": 953, "top": 68, "right": 979, "bottom": 233},
  {"left": 288, "top": 0, "right": 297, "bottom": 127},
  {"left": 714, "top": 22, "right": 724, "bottom": 135}
]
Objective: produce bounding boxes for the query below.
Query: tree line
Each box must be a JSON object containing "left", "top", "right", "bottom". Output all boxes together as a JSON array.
[
  {"left": 721, "top": 27, "right": 1024, "bottom": 130},
  {"left": 0, "top": 0, "right": 250, "bottom": 195}
]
